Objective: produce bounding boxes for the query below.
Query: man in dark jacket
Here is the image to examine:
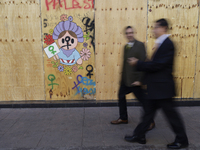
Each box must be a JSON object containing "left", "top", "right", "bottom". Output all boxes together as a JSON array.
[
  {"left": 111, "top": 26, "right": 155, "bottom": 131},
  {"left": 125, "top": 19, "right": 188, "bottom": 149}
]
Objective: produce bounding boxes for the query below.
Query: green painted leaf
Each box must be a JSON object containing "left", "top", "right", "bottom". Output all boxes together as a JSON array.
[
  {"left": 56, "top": 62, "right": 58, "bottom": 65},
  {"left": 83, "top": 35, "right": 87, "bottom": 38},
  {"left": 53, "top": 65, "right": 57, "bottom": 68},
  {"left": 79, "top": 66, "right": 83, "bottom": 69},
  {"left": 51, "top": 61, "right": 55, "bottom": 64},
  {"left": 86, "top": 37, "right": 90, "bottom": 40}
]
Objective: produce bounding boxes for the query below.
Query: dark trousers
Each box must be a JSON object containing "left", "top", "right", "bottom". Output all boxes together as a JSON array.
[
  {"left": 134, "top": 98, "right": 188, "bottom": 144},
  {"left": 118, "top": 84, "right": 145, "bottom": 120}
]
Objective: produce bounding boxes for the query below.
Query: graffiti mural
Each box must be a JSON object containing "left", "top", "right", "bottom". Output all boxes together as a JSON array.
[
  {"left": 72, "top": 75, "right": 96, "bottom": 97},
  {"left": 42, "top": 0, "right": 95, "bottom": 100}
]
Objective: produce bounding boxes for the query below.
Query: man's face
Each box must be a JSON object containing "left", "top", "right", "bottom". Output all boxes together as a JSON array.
[
  {"left": 125, "top": 28, "right": 134, "bottom": 42},
  {"left": 153, "top": 23, "right": 166, "bottom": 38},
  {"left": 58, "top": 31, "right": 78, "bottom": 50}
]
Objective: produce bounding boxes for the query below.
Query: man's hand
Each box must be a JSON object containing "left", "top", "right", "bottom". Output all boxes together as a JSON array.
[
  {"left": 131, "top": 81, "right": 141, "bottom": 86},
  {"left": 127, "top": 57, "right": 139, "bottom": 66}
]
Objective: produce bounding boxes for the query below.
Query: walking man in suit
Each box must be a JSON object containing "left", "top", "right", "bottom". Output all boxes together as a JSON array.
[
  {"left": 125, "top": 19, "right": 188, "bottom": 149},
  {"left": 111, "top": 26, "right": 155, "bottom": 131}
]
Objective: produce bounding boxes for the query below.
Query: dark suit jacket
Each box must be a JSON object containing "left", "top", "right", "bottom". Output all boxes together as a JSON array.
[
  {"left": 137, "top": 37, "right": 175, "bottom": 99},
  {"left": 121, "top": 40, "right": 146, "bottom": 87}
]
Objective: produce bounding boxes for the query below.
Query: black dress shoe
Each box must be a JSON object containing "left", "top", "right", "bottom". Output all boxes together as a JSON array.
[
  {"left": 124, "top": 135, "right": 146, "bottom": 144},
  {"left": 167, "top": 142, "right": 189, "bottom": 149}
]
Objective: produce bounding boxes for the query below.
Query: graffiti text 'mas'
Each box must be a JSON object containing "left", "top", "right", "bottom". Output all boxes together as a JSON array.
[
  {"left": 75, "top": 86, "right": 96, "bottom": 95},
  {"left": 45, "top": 0, "right": 94, "bottom": 11}
]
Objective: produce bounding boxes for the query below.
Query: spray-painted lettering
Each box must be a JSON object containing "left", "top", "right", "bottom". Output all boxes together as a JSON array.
[
  {"left": 82, "top": 17, "right": 95, "bottom": 50},
  {"left": 75, "top": 86, "right": 96, "bottom": 95},
  {"left": 45, "top": 0, "right": 94, "bottom": 11},
  {"left": 72, "top": 75, "right": 96, "bottom": 95}
]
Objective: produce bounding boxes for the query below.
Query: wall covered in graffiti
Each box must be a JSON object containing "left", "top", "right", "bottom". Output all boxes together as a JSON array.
[
  {"left": 1, "top": 0, "right": 200, "bottom": 101},
  {"left": 42, "top": 0, "right": 95, "bottom": 100}
]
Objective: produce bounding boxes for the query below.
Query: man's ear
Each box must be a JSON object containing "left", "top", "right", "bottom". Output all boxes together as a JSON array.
[{"left": 165, "top": 26, "right": 168, "bottom": 32}]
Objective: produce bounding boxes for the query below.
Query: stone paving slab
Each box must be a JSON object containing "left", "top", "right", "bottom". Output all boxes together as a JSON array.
[{"left": 0, "top": 107, "right": 200, "bottom": 150}]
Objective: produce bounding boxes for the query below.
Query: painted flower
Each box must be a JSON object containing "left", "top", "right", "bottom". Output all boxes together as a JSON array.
[
  {"left": 68, "top": 16, "right": 73, "bottom": 21},
  {"left": 80, "top": 48, "right": 91, "bottom": 61},
  {"left": 60, "top": 14, "right": 67, "bottom": 21},
  {"left": 49, "top": 29, "right": 54, "bottom": 34},
  {"left": 64, "top": 66, "right": 72, "bottom": 75},
  {"left": 83, "top": 42, "right": 88, "bottom": 48},
  {"left": 44, "top": 34, "right": 54, "bottom": 45},
  {"left": 58, "top": 65, "right": 64, "bottom": 72},
  {"left": 72, "top": 65, "right": 78, "bottom": 72}
]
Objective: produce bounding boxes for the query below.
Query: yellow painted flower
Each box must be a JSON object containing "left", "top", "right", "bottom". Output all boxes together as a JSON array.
[
  {"left": 49, "top": 29, "right": 54, "bottom": 35},
  {"left": 64, "top": 66, "right": 72, "bottom": 75}
]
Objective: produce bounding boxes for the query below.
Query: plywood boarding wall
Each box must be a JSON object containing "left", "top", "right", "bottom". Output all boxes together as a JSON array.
[
  {"left": 41, "top": 0, "right": 95, "bottom": 100},
  {"left": 147, "top": 0, "right": 199, "bottom": 98},
  {"left": 1, "top": 0, "right": 200, "bottom": 101},
  {"left": 194, "top": 1, "right": 200, "bottom": 98},
  {"left": 0, "top": 0, "right": 44, "bottom": 101},
  {"left": 95, "top": 0, "right": 148, "bottom": 100}
]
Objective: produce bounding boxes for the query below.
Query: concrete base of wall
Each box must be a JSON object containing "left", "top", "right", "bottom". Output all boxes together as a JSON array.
[{"left": 0, "top": 98, "right": 200, "bottom": 108}]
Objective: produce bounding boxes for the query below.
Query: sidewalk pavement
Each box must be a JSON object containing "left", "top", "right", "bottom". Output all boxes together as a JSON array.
[{"left": 0, "top": 106, "right": 200, "bottom": 150}]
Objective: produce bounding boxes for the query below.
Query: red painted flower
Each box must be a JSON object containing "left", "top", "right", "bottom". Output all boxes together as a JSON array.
[
  {"left": 60, "top": 14, "right": 67, "bottom": 21},
  {"left": 44, "top": 34, "right": 54, "bottom": 45},
  {"left": 72, "top": 65, "right": 78, "bottom": 72}
]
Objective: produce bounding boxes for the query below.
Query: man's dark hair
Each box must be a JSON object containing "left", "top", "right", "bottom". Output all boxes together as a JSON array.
[
  {"left": 156, "top": 18, "right": 169, "bottom": 30},
  {"left": 126, "top": 26, "right": 133, "bottom": 30},
  {"left": 125, "top": 26, "right": 133, "bottom": 34}
]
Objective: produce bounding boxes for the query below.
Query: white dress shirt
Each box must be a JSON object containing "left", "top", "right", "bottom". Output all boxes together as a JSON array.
[
  {"left": 151, "top": 34, "right": 170, "bottom": 60},
  {"left": 155, "top": 34, "right": 170, "bottom": 48}
]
